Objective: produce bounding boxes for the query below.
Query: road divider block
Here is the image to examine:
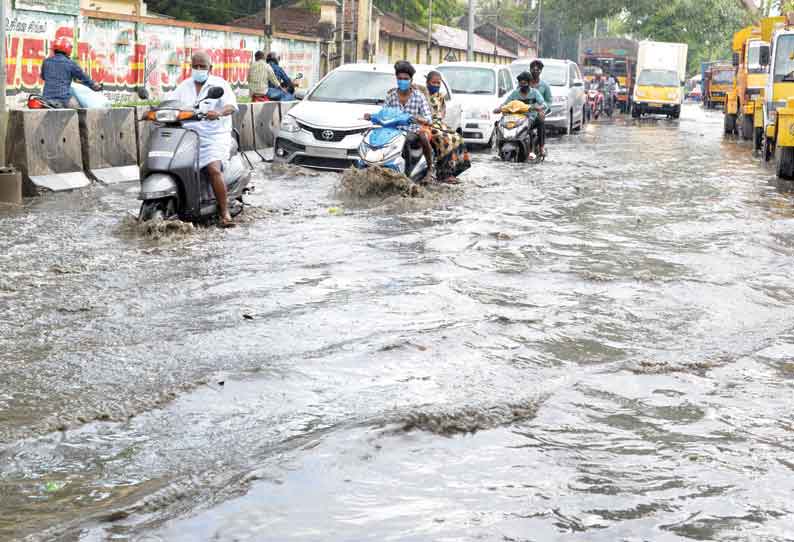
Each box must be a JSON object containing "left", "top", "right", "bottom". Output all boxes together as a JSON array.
[
  {"left": 135, "top": 106, "right": 155, "bottom": 165},
  {"left": 5, "top": 109, "right": 90, "bottom": 196},
  {"left": 78, "top": 108, "right": 139, "bottom": 184},
  {"left": 252, "top": 102, "right": 281, "bottom": 161},
  {"left": 233, "top": 103, "right": 260, "bottom": 164}
]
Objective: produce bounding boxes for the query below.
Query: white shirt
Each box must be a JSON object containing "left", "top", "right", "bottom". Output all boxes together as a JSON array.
[{"left": 167, "top": 74, "right": 238, "bottom": 167}]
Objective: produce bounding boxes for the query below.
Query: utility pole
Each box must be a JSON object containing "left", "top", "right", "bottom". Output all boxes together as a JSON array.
[
  {"left": 467, "top": 0, "right": 474, "bottom": 61},
  {"left": 536, "top": 0, "right": 542, "bottom": 56},
  {"left": 340, "top": 0, "right": 346, "bottom": 66},
  {"left": 264, "top": 0, "right": 272, "bottom": 52},
  {"left": 367, "top": 0, "right": 373, "bottom": 62},
  {"left": 1, "top": 0, "right": 8, "bottom": 167},
  {"left": 426, "top": 0, "right": 432, "bottom": 64}
]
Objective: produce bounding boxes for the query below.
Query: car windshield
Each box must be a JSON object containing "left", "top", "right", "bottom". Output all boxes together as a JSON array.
[
  {"left": 308, "top": 70, "right": 393, "bottom": 103},
  {"left": 712, "top": 70, "right": 734, "bottom": 84},
  {"left": 509, "top": 63, "right": 567, "bottom": 86},
  {"left": 436, "top": 67, "right": 495, "bottom": 95},
  {"left": 774, "top": 35, "right": 794, "bottom": 82},
  {"left": 747, "top": 42, "right": 768, "bottom": 74},
  {"left": 637, "top": 69, "right": 679, "bottom": 87}
]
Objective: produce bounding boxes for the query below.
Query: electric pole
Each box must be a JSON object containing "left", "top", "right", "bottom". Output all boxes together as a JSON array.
[{"left": 467, "top": 0, "right": 474, "bottom": 61}]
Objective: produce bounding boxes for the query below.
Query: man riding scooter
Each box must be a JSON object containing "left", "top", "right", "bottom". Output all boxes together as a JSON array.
[
  {"left": 40, "top": 37, "right": 101, "bottom": 108},
  {"left": 494, "top": 71, "right": 550, "bottom": 157},
  {"left": 166, "top": 50, "right": 239, "bottom": 227},
  {"left": 363, "top": 60, "right": 434, "bottom": 182},
  {"left": 266, "top": 52, "right": 295, "bottom": 101}
]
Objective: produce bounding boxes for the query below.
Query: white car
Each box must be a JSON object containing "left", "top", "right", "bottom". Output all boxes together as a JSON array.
[
  {"left": 437, "top": 62, "right": 515, "bottom": 146},
  {"left": 275, "top": 63, "right": 461, "bottom": 171},
  {"left": 510, "top": 58, "right": 587, "bottom": 134}
]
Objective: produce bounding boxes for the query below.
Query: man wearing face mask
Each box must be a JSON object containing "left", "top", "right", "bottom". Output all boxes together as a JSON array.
[
  {"left": 493, "top": 71, "right": 550, "bottom": 157},
  {"left": 167, "top": 50, "right": 239, "bottom": 227},
  {"left": 364, "top": 61, "right": 433, "bottom": 181}
]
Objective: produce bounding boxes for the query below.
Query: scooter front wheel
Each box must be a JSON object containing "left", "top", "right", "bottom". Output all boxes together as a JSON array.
[{"left": 139, "top": 197, "right": 177, "bottom": 222}]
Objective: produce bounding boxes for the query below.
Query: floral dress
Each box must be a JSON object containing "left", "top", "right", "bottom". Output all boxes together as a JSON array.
[{"left": 425, "top": 90, "right": 471, "bottom": 179}]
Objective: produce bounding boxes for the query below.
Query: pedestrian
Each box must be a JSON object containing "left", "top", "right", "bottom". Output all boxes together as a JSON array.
[
  {"left": 41, "top": 37, "right": 101, "bottom": 108},
  {"left": 247, "top": 51, "right": 280, "bottom": 102}
]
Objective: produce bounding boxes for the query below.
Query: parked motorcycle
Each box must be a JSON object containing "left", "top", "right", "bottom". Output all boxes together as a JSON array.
[
  {"left": 138, "top": 86, "right": 252, "bottom": 223},
  {"left": 27, "top": 83, "right": 107, "bottom": 109},
  {"left": 356, "top": 107, "right": 430, "bottom": 182},
  {"left": 494, "top": 100, "right": 542, "bottom": 163}
]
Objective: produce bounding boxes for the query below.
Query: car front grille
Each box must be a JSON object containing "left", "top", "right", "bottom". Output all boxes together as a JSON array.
[
  {"left": 298, "top": 123, "right": 365, "bottom": 142},
  {"left": 293, "top": 155, "right": 356, "bottom": 170}
]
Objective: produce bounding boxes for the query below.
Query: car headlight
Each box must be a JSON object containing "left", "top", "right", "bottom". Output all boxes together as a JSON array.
[{"left": 280, "top": 115, "right": 300, "bottom": 133}]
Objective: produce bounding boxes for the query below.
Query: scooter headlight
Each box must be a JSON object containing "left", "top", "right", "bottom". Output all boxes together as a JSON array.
[
  {"left": 280, "top": 115, "right": 301, "bottom": 133},
  {"left": 360, "top": 135, "right": 403, "bottom": 164},
  {"left": 153, "top": 109, "right": 179, "bottom": 122}
]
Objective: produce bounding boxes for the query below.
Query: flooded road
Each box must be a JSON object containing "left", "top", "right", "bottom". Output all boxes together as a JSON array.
[{"left": 3, "top": 104, "right": 794, "bottom": 541}]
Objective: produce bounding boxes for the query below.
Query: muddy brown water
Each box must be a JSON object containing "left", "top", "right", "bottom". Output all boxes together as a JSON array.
[{"left": 2, "top": 105, "right": 794, "bottom": 541}]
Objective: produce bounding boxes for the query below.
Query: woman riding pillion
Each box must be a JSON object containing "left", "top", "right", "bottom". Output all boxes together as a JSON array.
[
  {"left": 423, "top": 70, "right": 471, "bottom": 183},
  {"left": 494, "top": 71, "right": 550, "bottom": 157},
  {"left": 364, "top": 61, "right": 434, "bottom": 183}
]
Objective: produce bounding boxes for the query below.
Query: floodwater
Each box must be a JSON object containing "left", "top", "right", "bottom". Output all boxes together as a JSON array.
[{"left": 2, "top": 105, "right": 794, "bottom": 541}]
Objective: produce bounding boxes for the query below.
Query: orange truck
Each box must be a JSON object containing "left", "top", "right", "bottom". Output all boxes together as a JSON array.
[
  {"left": 705, "top": 64, "right": 734, "bottom": 109},
  {"left": 580, "top": 38, "right": 639, "bottom": 113}
]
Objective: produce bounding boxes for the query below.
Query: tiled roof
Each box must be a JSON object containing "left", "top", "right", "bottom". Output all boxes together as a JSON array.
[
  {"left": 493, "top": 25, "right": 535, "bottom": 49},
  {"left": 432, "top": 24, "right": 516, "bottom": 58},
  {"left": 232, "top": 7, "right": 323, "bottom": 36},
  {"left": 379, "top": 12, "right": 427, "bottom": 42}
]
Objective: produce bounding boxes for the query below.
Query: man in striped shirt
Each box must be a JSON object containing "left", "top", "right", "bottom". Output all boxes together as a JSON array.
[{"left": 247, "top": 51, "right": 280, "bottom": 102}]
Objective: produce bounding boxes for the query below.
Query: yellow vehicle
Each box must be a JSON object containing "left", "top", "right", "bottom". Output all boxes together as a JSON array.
[
  {"left": 761, "top": 15, "right": 794, "bottom": 178},
  {"left": 707, "top": 64, "right": 734, "bottom": 109},
  {"left": 724, "top": 24, "right": 772, "bottom": 148}
]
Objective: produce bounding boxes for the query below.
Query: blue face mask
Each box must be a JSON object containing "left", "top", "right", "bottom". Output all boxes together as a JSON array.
[
  {"left": 427, "top": 84, "right": 440, "bottom": 94},
  {"left": 192, "top": 69, "right": 209, "bottom": 84},
  {"left": 397, "top": 79, "right": 411, "bottom": 92}
]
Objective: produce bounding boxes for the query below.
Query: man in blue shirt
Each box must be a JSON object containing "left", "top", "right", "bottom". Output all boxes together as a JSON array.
[
  {"left": 266, "top": 52, "right": 294, "bottom": 101},
  {"left": 40, "top": 37, "right": 101, "bottom": 108}
]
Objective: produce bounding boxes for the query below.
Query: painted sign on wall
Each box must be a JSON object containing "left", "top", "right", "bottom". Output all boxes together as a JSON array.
[
  {"left": 3, "top": 9, "right": 321, "bottom": 103},
  {"left": 15, "top": 0, "right": 79, "bottom": 16}
]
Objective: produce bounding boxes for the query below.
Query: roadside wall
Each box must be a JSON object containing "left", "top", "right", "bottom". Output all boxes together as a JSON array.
[{"left": 4, "top": 7, "right": 321, "bottom": 104}]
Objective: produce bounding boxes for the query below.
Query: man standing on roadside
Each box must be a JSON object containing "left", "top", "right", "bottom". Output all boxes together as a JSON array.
[{"left": 247, "top": 51, "right": 280, "bottom": 102}]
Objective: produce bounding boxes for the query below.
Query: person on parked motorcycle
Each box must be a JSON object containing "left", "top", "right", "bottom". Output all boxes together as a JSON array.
[
  {"left": 493, "top": 71, "right": 550, "bottom": 157},
  {"left": 363, "top": 61, "right": 434, "bottom": 182},
  {"left": 529, "top": 59, "right": 552, "bottom": 113},
  {"left": 248, "top": 51, "right": 281, "bottom": 102},
  {"left": 266, "top": 52, "right": 294, "bottom": 101},
  {"left": 167, "top": 50, "right": 239, "bottom": 228},
  {"left": 40, "top": 37, "right": 101, "bottom": 108},
  {"left": 424, "top": 71, "right": 470, "bottom": 183}
]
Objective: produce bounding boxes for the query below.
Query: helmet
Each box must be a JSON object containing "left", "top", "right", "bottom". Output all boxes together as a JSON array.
[
  {"left": 517, "top": 71, "right": 532, "bottom": 83},
  {"left": 52, "top": 36, "right": 73, "bottom": 56}
]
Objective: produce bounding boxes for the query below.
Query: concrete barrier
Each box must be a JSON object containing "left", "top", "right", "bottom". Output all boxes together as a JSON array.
[
  {"left": 233, "top": 103, "right": 260, "bottom": 163},
  {"left": 5, "top": 109, "right": 90, "bottom": 196},
  {"left": 252, "top": 102, "right": 282, "bottom": 161},
  {"left": 78, "top": 108, "right": 139, "bottom": 184},
  {"left": 134, "top": 106, "right": 155, "bottom": 166},
  {"left": 0, "top": 167, "right": 23, "bottom": 205}
]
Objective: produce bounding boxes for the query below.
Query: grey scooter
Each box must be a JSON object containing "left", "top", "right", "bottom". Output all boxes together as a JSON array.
[{"left": 138, "top": 86, "right": 252, "bottom": 222}]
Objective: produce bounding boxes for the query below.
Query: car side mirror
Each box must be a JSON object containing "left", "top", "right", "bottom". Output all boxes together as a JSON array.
[
  {"left": 499, "top": 87, "right": 507, "bottom": 96},
  {"left": 206, "top": 86, "right": 224, "bottom": 99},
  {"left": 573, "top": 80, "right": 584, "bottom": 87},
  {"left": 732, "top": 52, "right": 740, "bottom": 67},
  {"left": 760, "top": 47, "right": 770, "bottom": 66}
]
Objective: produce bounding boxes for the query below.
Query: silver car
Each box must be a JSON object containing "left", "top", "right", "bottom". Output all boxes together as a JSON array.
[
  {"left": 275, "top": 64, "right": 460, "bottom": 171},
  {"left": 510, "top": 58, "right": 587, "bottom": 134}
]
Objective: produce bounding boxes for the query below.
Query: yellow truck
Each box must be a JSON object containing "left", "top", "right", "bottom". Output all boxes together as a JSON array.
[
  {"left": 761, "top": 15, "right": 794, "bottom": 178},
  {"left": 724, "top": 24, "right": 772, "bottom": 149},
  {"left": 707, "top": 64, "right": 735, "bottom": 109}
]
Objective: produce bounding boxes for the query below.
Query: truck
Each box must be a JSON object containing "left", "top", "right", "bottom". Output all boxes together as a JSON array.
[
  {"left": 704, "top": 63, "right": 734, "bottom": 109},
  {"left": 580, "top": 38, "right": 639, "bottom": 113},
  {"left": 762, "top": 14, "right": 794, "bottom": 178},
  {"left": 724, "top": 22, "right": 775, "bottom": 147},
  {"left": 631, "top": 40, "right": 688, "bottom": 119}
]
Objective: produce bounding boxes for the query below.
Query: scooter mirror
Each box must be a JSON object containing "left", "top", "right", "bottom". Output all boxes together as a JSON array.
[
  {"left": 137, "top": 86, "right": 150, "bottom": 100},
  {"left": 295, "top": 73, "right": 304, "bottom": 80},
  {"left": 206, "top": 87, "right": 225, "bottom": 99}
]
